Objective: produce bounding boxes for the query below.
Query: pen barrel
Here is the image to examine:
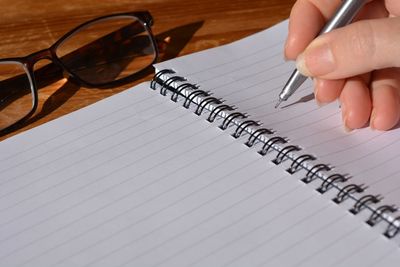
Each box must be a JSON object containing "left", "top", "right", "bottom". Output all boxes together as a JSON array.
[
  {"left": 276, "top": 0, "right": 368, "bottom": 106},
  {"left": 320, "top": 0, "right": 369, "bottom": 34},
  {"left": 279, "top": 70, "right": 308, "bottom": 101}
]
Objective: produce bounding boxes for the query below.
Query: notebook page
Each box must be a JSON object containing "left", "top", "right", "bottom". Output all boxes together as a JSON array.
[
  {"left": 0, "top": 82, "right": 398, "bottom": 266},
  {"left": 155, "top": 20, "right": 400, "bottom": 219}
]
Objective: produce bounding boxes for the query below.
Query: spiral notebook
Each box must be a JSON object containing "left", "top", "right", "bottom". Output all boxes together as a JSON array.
[{"left": 1, "top": 20, "right": 400, "bottom": 267}]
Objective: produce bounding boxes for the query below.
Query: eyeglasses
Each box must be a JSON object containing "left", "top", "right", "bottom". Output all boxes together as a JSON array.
[{"left": 0, "top": 11, "right": 159, "bottom": 134}]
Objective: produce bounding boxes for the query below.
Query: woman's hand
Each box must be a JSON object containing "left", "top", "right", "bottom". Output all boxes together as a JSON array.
[{"left": 285, "top": 0, "right": 400, "bottom": 131}]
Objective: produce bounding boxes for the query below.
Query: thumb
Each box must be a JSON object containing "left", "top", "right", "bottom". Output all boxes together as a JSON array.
[{"left": 296, "top": 17, "right": 400, "bottom": 79}]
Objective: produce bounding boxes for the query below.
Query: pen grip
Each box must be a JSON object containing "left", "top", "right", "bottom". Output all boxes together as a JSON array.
[{"left": 319, "top": 0, "right": 369, "bottom": 35}]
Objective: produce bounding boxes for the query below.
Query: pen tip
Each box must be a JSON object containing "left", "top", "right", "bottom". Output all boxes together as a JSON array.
[{"left": 274, "top": 99, "right": 282, "bottom": 109}]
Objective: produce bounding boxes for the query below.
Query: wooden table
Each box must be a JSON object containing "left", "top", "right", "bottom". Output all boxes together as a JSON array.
[{"left": 0, "top": 0, "right": 295, "bottom": 141}]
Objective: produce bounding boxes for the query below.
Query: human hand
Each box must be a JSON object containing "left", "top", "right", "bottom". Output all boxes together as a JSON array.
[{"left": 284, "top": 0, "right": 400, "bottom": 131}]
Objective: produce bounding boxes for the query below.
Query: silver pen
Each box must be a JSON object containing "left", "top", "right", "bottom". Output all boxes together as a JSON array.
[{"left": 275, "top": 0, "right": 369, "bottom": 108}]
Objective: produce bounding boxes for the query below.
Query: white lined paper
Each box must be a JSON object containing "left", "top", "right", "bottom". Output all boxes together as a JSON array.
[
  {"left": 156, "top": 20, "right": 400, "bottom": 215},
  {"left": 0, "top": 81, "right": 398, "bottom": 267},
  {"left": 1, "top": 20, "right": 400, "bottom": 267}
]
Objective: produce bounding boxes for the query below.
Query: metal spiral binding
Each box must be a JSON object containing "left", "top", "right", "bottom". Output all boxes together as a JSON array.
[
  {"left": 287, "top": 154, "right": 316, "bottom": 174},
  {"left": 245, "top": 128, "right": 274, "bottom": 147},
  {"left": 272, "top": 145, "right": 301, "bottom": 165},
  {"left": 195, "top": 97, "right": 222, "bottom": 115},
  {"left": 384, "top": 215, "right": 400, "bottom": 238},
  {"left": 350, "top": 194, "right": 382, "bottom": 215},
  {"left": 301, "top": 163, "right": 331, "bottom": 184},
  {"left": 367, "top": 205, "right": 398, "bottom": 226},
  {"left": 333, "top": 184, "right": 366, "bottom": 204},
  {"left": 258, "top": 136, "right": 287, "bottom": 156},
  {"left": 232, "top": 120, "right": 260, "bottom": 139},
  {"left": 183, "top": 90, "right": 209, "bottom": 109},
  {"left": 151, "top": 69, "right": 400, "bottom": 240},
  {"left": 207, "top": 104, "right": 235, "bottom": 123},
  {"left": 316, "top": 174, "right": 348, "bottom": 194},
  {"left": 219, "top": 112, "right": 248, "bottom": 130},
  {"left": 150, "top": 69, "right": 176, "bottom": 89},
  {"left": 160, "top": 76, "right": 187, "bottom": 96},
  {"left": 171, "top": 83, "right": 199, "bottom": 102}
]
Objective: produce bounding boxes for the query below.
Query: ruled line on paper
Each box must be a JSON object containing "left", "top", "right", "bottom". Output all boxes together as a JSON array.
[
  {"left": 0, "top": 115, "right": 228, "bottom": 238},
  {"left": 1, "top": 19, "right": 399, "bottom": 267},
  {"left": 325, "top": 235, "right": 381, "bottom": 267},
  {"left": 156, "top": 17, "right": 400, "bottom": 211},
  {"left": 0, "top": 90, "right": 154, "bottom": 163},
  {"left": 365, "top": 247, "right": 400, "bottom": 267},
  {"left": 339, "top": 141, "right": 400, "bottom": 178},
  {"left": 0, "top": 109, "right": 192, "bottom": 206},
  {"left": 56, "top": 164, "right": 288, "bottom": 267},
  {"left": 280, "top": 225, "right": 362, "bottom": 267},
  {"left": 195, "top": 49, "right": 284, "bottom": 84},
  {"left": 158, "top": 194, "right": 318, "bottom": 267},
  {"left": 0, "top": 131, "right": 226, "bottom": 242},
  {"left": 253, "top": 222, "right": 354, "bottom": 267},
  {"left": 0, "top": 100, "right": 181, "bottom": 186},
  {"left": 214, "top": 204, "right": 335, "bottom": 267},
  {"left": 6, "top": 141, "right": 253, "bottom": 266},
  {"left": 184, "top": 38, "right": 285, "bottom": 77}
]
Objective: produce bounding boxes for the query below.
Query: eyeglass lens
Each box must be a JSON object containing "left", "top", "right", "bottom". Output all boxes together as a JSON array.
[
  {"left": 0, "top": 62, "right": 34, "bottom": 131},
  {"left": 0, "top": 14, "right": 157, "bottom": 133},
  {"left": 55, "top": 15, "right": 156, "bottom": 85}
]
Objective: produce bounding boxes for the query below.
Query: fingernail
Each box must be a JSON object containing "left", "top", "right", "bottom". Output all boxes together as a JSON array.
[
  {"left": 316, "top": 100, "right": 327, "bottom": 107},
  {"left": 283, "top": 39, "right": 289, "bottom": 61},
  {"left": 296, "top": 38, "right": 336, "bottom": 77},
  {"left": 314, "top": 79, "right": 320, "bottom": 105},
  {"left": 315, "top": 92, "right": 325, "bottom": 107},
  {"left": 341, "top": 102, "right": 352, "bottom": 132},
  {"left": 314, "top": 78, "right": 319, "bottom": 94},
  {"left": 343, "top": 116, "right": 353, "bottom": 133},
  {"left": 370, "top": 110, "right": 376, "bottom": 130},
  {"left": 313, "top": 79, "right": 327, "bottom": 107},
  {"left": 283, "top": 53, "right": 289, "bottom": 62},
  {"left": 296, "top": 53, "right": 312, "bottom": 76}
]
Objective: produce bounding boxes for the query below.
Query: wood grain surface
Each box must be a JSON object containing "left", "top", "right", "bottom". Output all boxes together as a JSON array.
[{"left": 0, "top": 0, "right": 295, "bottom": 140}]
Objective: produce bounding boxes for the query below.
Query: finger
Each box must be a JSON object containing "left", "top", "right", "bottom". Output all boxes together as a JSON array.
[
  {"left": 284, "top": 0, "right": 382, "bottom": 60},
  {"left": 314, "top": 78, "right": 345, "bottom": 105},
  {"left": 340, "top": 75, "right": 372, "bottom": 130},
  {"left": 285, "top": 0, "right": 342, "bottom": 60},
  {"left": 370, "top": 68, "right": 400, "bottom": 130},
  {"left": 385, "top": 0, "right": 400, "bottom": 16},
  {"left": 355, "top": 0, "right": 388, "bottom": 21},
  {"left": 296, "top": 17, "right": 400, "bottom": 79}
]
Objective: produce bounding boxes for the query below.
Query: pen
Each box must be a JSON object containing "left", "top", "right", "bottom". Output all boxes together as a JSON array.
[{"left": 275, "top": 0, "right": 369, "bottom": 108}]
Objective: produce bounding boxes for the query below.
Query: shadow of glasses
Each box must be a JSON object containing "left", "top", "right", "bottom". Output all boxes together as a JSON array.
[{"left": 0, "top": 20, "right": 204, "bottom": 137}]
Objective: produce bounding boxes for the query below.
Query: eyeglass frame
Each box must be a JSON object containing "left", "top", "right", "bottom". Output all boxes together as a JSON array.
[{"left": 0, "top": 10, "right": 159, "bottom": 134}]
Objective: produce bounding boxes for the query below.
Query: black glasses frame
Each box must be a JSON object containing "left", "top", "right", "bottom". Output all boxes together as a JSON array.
[{"left": 0, "top": 11, "right": 159, "bottom": 135}]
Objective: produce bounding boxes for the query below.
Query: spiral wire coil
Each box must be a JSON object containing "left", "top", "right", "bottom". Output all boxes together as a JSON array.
[{"left": 151, "top": 69, "right": 400, "bottom": 239}]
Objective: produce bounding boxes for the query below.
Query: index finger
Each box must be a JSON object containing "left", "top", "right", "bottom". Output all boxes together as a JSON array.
[{"left": 285, "top": 0, "right": 345, "bottom": 60}]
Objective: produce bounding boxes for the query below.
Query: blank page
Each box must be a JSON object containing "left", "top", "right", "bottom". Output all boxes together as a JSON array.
[
  {"left": 155, "top": 20, "right": 400, "bottom": 220},
  {"left": 0, "top": 82, "right": 398, "bottom": 266}
]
